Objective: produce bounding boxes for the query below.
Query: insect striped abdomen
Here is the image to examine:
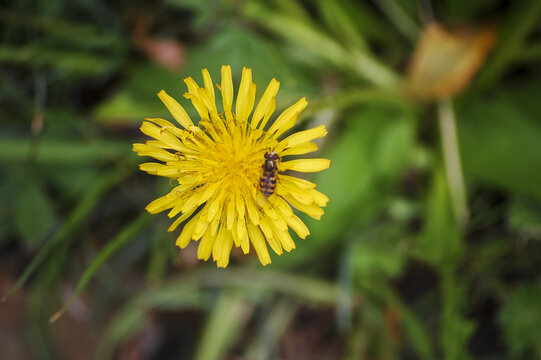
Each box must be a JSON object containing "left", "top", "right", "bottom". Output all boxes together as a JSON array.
[{"left": 260, "top": 151, "right": 280, "bottom": 198}]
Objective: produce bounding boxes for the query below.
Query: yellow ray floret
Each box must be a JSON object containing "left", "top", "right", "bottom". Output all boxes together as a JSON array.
[{"left": 133, "top": 65, "right": 330, "bottom": 267}]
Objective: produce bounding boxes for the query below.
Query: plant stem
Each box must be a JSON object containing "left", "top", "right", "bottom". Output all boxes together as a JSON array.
[{"left": 437, "top": 98, "right": 469, "bottom": 225}]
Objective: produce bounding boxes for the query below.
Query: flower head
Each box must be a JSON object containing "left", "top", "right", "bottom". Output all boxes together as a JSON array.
[{"left": 133, "top": 66, "right": 330, "bottom": 267}]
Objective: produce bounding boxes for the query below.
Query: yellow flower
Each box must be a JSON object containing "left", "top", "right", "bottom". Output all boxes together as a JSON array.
[{"left": 133, "top": 66, "right": 330, "bottom": 267}]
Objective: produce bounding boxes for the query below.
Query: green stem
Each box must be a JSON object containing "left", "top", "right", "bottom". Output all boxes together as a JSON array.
[{"left": 437, "top": 98, "right": 469, "bottom": 225}]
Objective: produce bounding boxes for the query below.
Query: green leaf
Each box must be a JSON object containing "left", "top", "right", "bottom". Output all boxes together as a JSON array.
[
  {"left": 415, "top": 167, "right": 462, "bottom": 266},
  {"left": 458, "top": 98, "right": 541, "bottom": 201},
  {"left": 186, "top": 27, "right": 304, "bottom": 101},
  {"left": 275, "top": 106, "right": 415, "bottom": 267},
  {"left": 93, "top": 90, "right": 161, "bottom": 125},
  {"left": 94, "top": 64, "right": 183, "bottom": 125},
  {"left": 14, "top": 180, "right": 56, "bottom": 249},
  {"left": 94, "top": 29, "right": 309, "bottom": 125},
  {"left": 44, "top": 166, "right": 99, "bottom": 200}
]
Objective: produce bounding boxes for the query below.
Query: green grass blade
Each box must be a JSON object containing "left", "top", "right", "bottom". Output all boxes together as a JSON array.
[
  {"left": 49, "top": 213, "right": 150, "bottom": 323},
  {"left": 474, "top": 0, "right": 541, "bottom": 90},
  {"left": 0, "top": 139, "right": 130, "bottom": 164},
  {"left": 374, "top": 0, "right": 419, "bottom": 42},
  {"left": 194, "top": 291, "right": 252, "bottom": 360},
  {"left": 243, "top": 299, "right": 298, "bottom": 359},
  {"left": 4, "top": 166, "right": 132, "bottom": 299},
  {"left": 243, "top": 1, "right": 401, "bottom": 90}
]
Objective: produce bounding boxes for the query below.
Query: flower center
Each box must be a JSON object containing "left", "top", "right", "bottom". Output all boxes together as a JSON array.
[{"left": 206, "top": 141, "right": 263, "bottom": 194}]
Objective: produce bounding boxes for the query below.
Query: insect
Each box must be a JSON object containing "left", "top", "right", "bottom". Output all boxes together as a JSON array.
[{"left": 260, "top": 150, "right": 280, "bottom": 198}]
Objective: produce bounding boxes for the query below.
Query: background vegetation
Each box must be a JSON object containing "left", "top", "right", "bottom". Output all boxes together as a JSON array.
[{"left": 1, "top": 0, "right": 541, "bottom": 359}]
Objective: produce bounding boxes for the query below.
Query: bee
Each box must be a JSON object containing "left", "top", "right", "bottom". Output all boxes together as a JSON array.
[{"left": 260, "top": 150, "right": 280, "bottom": 198}]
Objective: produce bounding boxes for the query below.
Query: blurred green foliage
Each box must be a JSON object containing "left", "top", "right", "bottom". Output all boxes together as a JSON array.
[{"left": 1, "top": 0, "right": 541, "bottom": 359}]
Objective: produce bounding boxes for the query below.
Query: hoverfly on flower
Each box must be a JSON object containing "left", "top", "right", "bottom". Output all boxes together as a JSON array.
[{"left": 133, "top": 66, "right": 330, "bottom": 267}]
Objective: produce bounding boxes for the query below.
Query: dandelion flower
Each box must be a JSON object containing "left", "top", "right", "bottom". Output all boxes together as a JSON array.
[{"left": 133, "top": 66, "right": 330, "bottom": 267}]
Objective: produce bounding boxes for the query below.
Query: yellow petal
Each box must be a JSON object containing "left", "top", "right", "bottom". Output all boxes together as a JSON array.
[
  {"left": 251, "top": 78, "right": 280, "bottom": 129},
  {"left": 236, "top": 67, "right": 256, "bottom": 124},
  {"left": 210, "top": 215, "right": 220, "bottom": 236},
  {"left": 283, "top": 193, "right": 325, "bottom": 220},
  {"left": 212, "top": 225, "right": 226, "bottom": 262},
  {"left": 198, "top": 228, "right": 215, "bottom": 260},
  {"left": 139, "top": 162, "right": 163, "bottom": 175},
  {"left": 205, "top": 188, "right": 224, "bottom": 220},
  {"left": 140, "top": 121, "right": 186, "bottom": 152},
  {"left": 279, "top": 178, "right": 328, "bottom": 207},
  {"left": 281, "top": 142, "right": 318, "bottom": 156},
  {"left": 168, "top": 206, "right": 197, "bottom": 231},
  {"left": 183, "top": 77, "right": 208, "bottom": 119},
  {"left": 237, "top": 217, "right": 250, "bottom": 254},
  {"left": 267, "top": 97, "right": 308, "bottom": 138},
  {"left": 262, "top": 200, "right": 278, "bottom": 220},
  {"left": 231, "top": 218, "right": 241, "bottom": 247},
  {"left": 216, "top": 230, "right": 233, "bottom": 268},
  {"left": 276, "top": 182, "right": 313, "bottom": 205},
  {"left": 176, "top": 215, "right": 198, "bottom": 248},
  {"left": 306, "top": 188, "right": 330, "bottom": 207},
  {"left": 235, "top": 191, "right": 246, "bottom": 219},
  {"left": 158, "top": 167, "right": 182, "bottom": 177},
  {"left": 285, "top": 214, "right": 310, "bottom": 239},
  {"left": 273, "top": 228, "right": 295, "bottom": 252},
  {"left": 244, "top": 194, "right": 260, "bottom": 225},
  {"left": 196, "top": 87, "right": 218, "bottom": 117},
  {"left": 280, "top": 158, "right": 331, "bottom": 172},
  {"left": 187, "top": 125, "right": 214, "bottom": 146},
  {"left": 145, "top": 194, "right": 178, "bottom": 214},
  {"left": 274, "top": 196, "right": 294, "bottom": 218},
  {"left": 279, "top": 175, "right": 317, "bottom": 189},
  {"left": 269, "top": 209, "right": 288, "bottom": 232},
  {"left": 133, "top": 143, "right": 179, "bottom": 162},
  {"left": 180, "top": 191, "right": 204, "bottom": 215},
  {"left": 193, "top": 208, "right": 210, "bottom": 240},
  {"left": 202, "top": 68, "right": 215, "bottom": 103},
  {"left": 220, "top": 65, "right": 234, "bottom": 121},
  {"left": 144, "top": 118, "right": 187, "bottom": 140},
  {"left": 259, "top": 216, "right": 283, "bottom": 255},
  {"left": 277, "top": 125, "right": 327, "bottom": 151},
  {"left": 259, "top": 98, "right": 276, "bottom": 131},
  {"left": 247, "top": 224, "right": 271, "bottom": 266},
  {"left": 226, "top": 195, "right": 236, "bottom": 230},
  {"left": 198, "top": 181, "right": 222, "bottom": 205},
  {"left": 157, "top": 90, "right": 194, "bottom": 129}
]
